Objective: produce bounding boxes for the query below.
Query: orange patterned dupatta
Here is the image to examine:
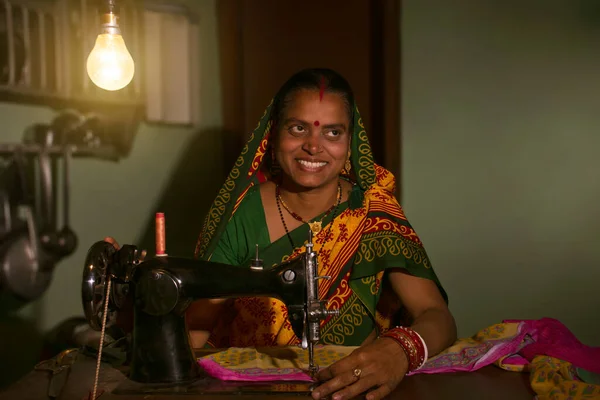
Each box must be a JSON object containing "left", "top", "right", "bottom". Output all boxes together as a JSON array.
[{"left": 194, "top": 100, "right": 447, "bottom": 348}]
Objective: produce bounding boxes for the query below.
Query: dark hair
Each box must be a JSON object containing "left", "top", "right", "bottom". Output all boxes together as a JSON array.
[{"left": 271, "top": 68, "right": 355, "bottom": 129}]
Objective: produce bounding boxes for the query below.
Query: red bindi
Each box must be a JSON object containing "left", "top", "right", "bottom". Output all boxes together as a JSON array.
[{"left": 314, "top": 121, "right": 320, "bottom": 127}]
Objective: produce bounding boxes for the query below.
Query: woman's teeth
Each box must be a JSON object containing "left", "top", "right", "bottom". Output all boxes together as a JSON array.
[{"left": 298, "top": 160, "right": 327, "bottom": 169}]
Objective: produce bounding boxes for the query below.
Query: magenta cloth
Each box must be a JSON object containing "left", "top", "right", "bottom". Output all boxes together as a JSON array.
[
  {"left": 504, "top": 318, "right": 600, "bottom": 375},
  {"left": 411, "top": 317, "right": 600, "bottom": 376},
  {"left": 408, "top": 321, "right": 532, "bottom": 376},
  {"left": 499, "top": 354, "right": 529, "bottom": 366},
  {"left": 198, "top": 358, "right": 314, "bottom": 382}
]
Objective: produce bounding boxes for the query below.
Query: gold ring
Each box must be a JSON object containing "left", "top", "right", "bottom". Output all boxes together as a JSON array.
[{"left": 353, "top": 368, "right": 362, "bottom": 379}]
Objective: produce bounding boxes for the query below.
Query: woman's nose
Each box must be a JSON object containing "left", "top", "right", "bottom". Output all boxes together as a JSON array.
[{"left": 302, "top": 134, "right": 321, "bottom": 154}]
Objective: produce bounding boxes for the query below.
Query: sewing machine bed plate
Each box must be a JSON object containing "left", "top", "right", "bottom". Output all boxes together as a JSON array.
[
  {"left": 112, "top": 377, "right": 315, "bottom": 396},
  {"left": 111, "top": 348, "right": 316, "bottom": 396}
]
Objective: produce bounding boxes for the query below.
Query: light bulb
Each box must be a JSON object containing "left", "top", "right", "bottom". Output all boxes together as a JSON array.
[{"left": 86, "top": 10, "right": 135, "bottom": 91}]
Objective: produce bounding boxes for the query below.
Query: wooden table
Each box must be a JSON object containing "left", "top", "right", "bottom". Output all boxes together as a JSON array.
[{"left": 0, "top": 353, "right": 534, "bottom": 400}]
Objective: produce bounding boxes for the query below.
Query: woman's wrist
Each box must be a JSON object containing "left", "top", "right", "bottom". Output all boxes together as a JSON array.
[{"left": 379, "top": 326, "right": 428, "bottom": 372}]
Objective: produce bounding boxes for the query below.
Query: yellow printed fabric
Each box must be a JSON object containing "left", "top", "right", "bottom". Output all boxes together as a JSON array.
[
  {"left": 529, "top": 356, "right": 600, "bottom": 400},
  {"left": 201, "top": 346, "right": 356, "bottom": 371}
]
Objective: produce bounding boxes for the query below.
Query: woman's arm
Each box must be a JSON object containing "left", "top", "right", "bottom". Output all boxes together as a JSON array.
[
  {"left": 312, "top": 269, "right": 456, "bottom": 400},
  {"left": 187, "top": 211, "right": 242, "bottom": 348},
  {"left": 388, "top": 268, "right": 457, "bottom": 356},
  {"left": 186, "top": 299, "right": 228, "bottom": 348}
]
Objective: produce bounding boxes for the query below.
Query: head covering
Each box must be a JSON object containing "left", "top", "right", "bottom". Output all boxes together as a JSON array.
[{"left": 195, "top": 98, "right": 382, "bottom": 260}]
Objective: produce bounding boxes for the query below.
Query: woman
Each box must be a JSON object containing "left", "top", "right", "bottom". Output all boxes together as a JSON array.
[{"left": 187, "top": 68, "right": 457, "bottom": 400}]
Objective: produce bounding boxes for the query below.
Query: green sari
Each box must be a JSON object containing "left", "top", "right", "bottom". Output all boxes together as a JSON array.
[{"left": 194, "top": 100, "right": 447, "bottom": 348}]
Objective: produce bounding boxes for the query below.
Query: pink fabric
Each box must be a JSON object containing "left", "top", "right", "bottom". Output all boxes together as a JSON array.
[
  {"left": 197, "top": 358, "right": 314, "bottom": 382},
  {"left": 504, "top": 318, "right": 600, "bottom": 375},
  {"left": 499, "top": 354, "right": 529, "bottom": 366},
  {"left": 412, "top": 317, "right": 600, "bottom": 376},
  {"left": 409, "top": 322, "right": 532, "bottom": 375}
]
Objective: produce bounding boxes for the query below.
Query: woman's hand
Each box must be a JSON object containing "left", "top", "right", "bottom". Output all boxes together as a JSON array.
[
  {"left": 104, "top": 236, "right": 120, "bottom": 250},
  {"left": 312, "top": 337, "right": 409, "bottom": 400}
]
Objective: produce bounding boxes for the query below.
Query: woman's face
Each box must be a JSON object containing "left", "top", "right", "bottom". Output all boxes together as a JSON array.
[{"left": 274, "top": 89, "right": 351, "bottom": 190}]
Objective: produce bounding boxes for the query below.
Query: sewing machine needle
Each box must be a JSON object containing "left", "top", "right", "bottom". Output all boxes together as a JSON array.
[{"left": 308, "top": 342, "right": 319, "bottom": 377}]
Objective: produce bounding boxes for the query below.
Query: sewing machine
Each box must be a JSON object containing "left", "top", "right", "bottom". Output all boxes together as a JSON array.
[
  {"left": 81, "top": 227, "right": 338, "bottom": 393},
  {"left": 0, "top": 217, "right": 536, "bottom": 399}
]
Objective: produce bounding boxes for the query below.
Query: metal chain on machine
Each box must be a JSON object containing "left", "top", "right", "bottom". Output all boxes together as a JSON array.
[
  {"left": 81, "top": 215, "right": 152, "bottom": 398},
  {"left": 91, "top": 275, "right": 112, "bottom": 400}
]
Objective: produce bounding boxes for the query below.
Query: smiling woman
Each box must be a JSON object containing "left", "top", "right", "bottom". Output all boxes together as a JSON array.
[
  {"left": 273, "top": 89, "right": 351, "bottom": 209},
  {"left": 187, "top": 68, "right": 457, "bottom": 400}
]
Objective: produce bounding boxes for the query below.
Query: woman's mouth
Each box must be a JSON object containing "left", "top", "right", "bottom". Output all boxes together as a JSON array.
[{"left": 296, "top": 159, "right": 328, "bottom": 171}]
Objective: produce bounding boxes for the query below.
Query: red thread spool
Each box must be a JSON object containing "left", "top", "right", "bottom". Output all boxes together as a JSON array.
[{"left": 155, "top": 212, "right": 166, "bottom": 256}]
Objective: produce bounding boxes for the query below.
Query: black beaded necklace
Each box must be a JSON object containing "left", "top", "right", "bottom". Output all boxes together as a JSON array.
[{"left": 275, "top": 182, "right": 342, "bottom": 250}]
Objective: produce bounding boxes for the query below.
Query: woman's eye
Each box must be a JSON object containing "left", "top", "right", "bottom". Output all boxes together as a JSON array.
[
  {"left": 325, "top": 129, "right": 341, "bottom": 138},
  {"left": 289, "top": 125, "right": 305, "bottom": 134}
]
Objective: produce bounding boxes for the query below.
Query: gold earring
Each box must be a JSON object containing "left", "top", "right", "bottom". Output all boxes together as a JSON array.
[{"left": 344, "top": 158, "right": 351, "bottom": 174}]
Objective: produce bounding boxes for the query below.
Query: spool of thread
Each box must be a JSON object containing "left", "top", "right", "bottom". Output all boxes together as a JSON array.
[{"left": 155, "top": 212, "right": 167, "bottom": 256}]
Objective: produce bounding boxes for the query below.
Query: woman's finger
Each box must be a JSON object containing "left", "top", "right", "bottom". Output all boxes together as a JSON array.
[
  {"left": 312, "top": 367, "right": 374, "bottom": 400},
  {"left": 103, "top": 236, "right": 120, "bottom": 250},
  {"left": 365, "top": 383, "right": 393, "bottom": 400},
  {"left": 327, "top": 372, "right": 379, "bottom": 400},
  {"left": 316, "top": 366, "right": 333, "bottom": 382},
  {"left": 316, "top": 352, "right": 360, "bottom": 382}
]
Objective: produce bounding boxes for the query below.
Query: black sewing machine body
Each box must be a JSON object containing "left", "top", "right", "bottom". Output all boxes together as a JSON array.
[{"left": 82, "top": 241, "right": 317, "bottom": 385}]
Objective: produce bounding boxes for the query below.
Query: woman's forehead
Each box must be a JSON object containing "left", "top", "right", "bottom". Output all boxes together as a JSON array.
[{"left": 281, "top": 89, "right": 349, "bottom": 124}]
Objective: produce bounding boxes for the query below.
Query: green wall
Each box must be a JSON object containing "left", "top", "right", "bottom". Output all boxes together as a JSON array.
[
  {"left": 401, "top": 0, "right": 600, "bottom": 345},
  {"left": 0, "top": 0, "right": 223, "bottom": 386}
]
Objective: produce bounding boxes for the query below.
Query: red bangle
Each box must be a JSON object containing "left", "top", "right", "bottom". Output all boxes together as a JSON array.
[{"left": 381, "top": 327, "right": 427, "bottom": 372}]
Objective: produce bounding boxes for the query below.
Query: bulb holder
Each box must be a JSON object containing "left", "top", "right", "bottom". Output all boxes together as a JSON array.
[{"left": 100, "top": 12, "right": 121, "bottom": 35}]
